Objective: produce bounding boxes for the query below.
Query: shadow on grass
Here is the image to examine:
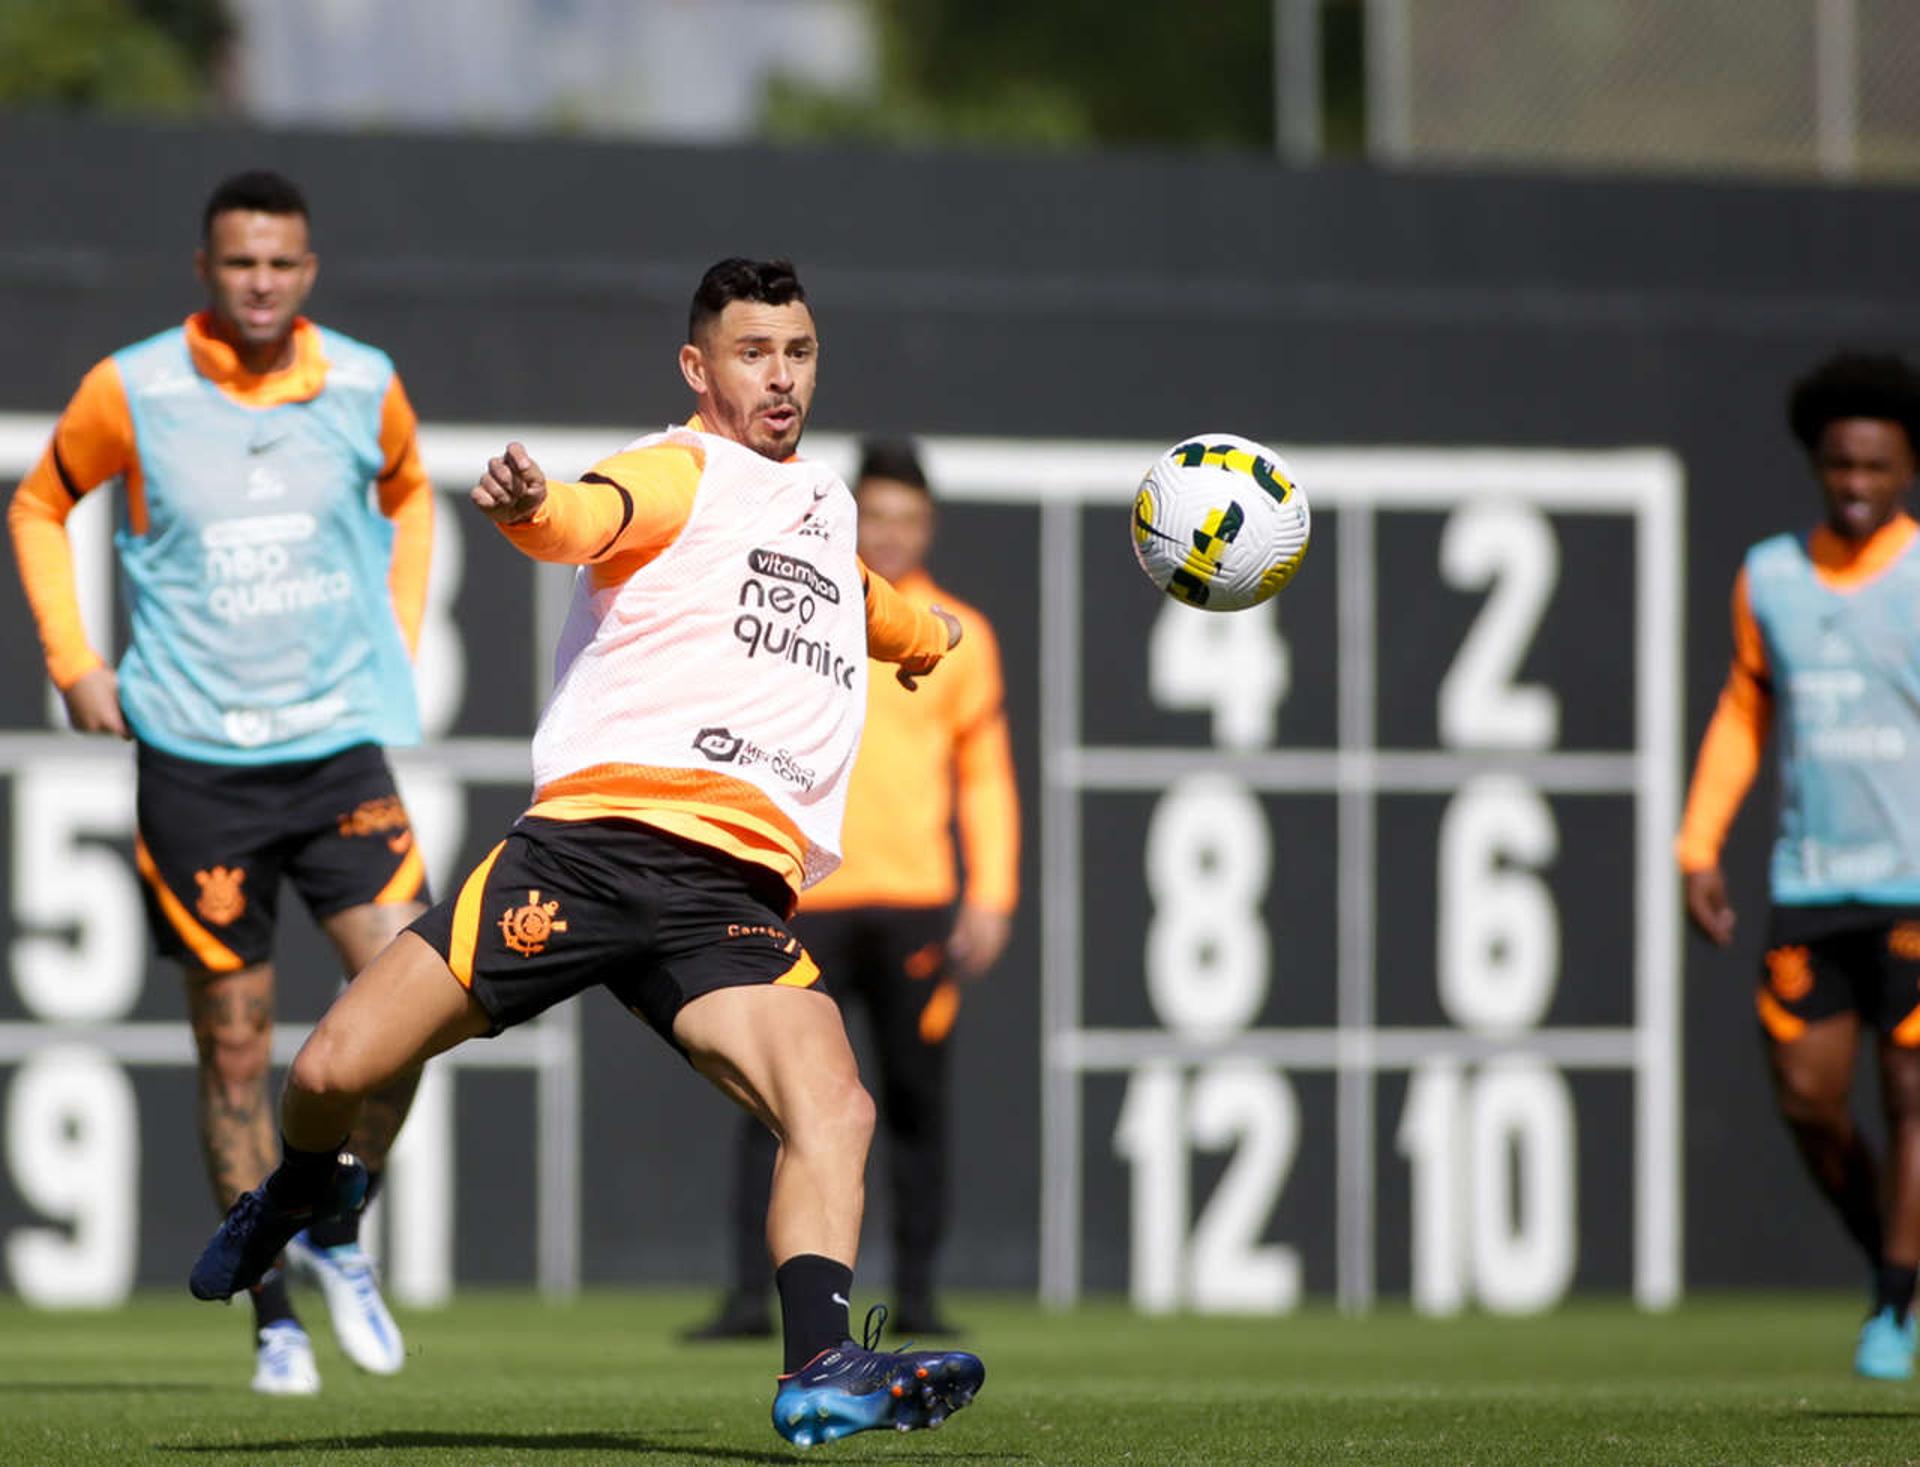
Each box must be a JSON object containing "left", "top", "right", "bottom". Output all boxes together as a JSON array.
[
  {"left": 0, "top": 1382, "right": 213, "bottom": 1394},
  {"left": 156, "top": 1432, "right": 1023, "bottom": 1462},
  {"left": 1806, "top": 1408, "right": 1920, "bottom": 1421}
]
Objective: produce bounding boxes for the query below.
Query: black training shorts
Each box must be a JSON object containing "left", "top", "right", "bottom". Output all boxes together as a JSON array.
[
  {"left": 134, "top": 740, "right": 429, "bottom": 972},
  {"left": 1758, "top": 903, "right": 1920, "bottom": 1046},
  {"left": 409, "top": 817, "right": 821, "bottom": 1041}
]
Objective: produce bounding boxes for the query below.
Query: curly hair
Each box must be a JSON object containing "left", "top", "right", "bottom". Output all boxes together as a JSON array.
[{"left": 1786, "top": 352, "right": 1920, "bottom": 454}]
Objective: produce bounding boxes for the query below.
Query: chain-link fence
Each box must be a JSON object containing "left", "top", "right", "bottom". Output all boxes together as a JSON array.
[{"left": 1387, "top": 0, "right": 1920, "bottom": 179}]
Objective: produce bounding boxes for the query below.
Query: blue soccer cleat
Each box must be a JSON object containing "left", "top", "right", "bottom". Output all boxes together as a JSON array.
[
  {"left": 771, "top": 1304, "right": 985, "bottom": 1448},
  {"left": 190, "top": 1152, "right": 368, "bottom": 1303},
  {"left": 1855, "top": 1306, "right": 1917, "bottom": 1380}
]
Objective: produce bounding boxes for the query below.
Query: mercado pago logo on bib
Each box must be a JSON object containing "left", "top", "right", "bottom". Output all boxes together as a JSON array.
[{"left": 734, "top": 547, "right": 859, "bottom": 687}]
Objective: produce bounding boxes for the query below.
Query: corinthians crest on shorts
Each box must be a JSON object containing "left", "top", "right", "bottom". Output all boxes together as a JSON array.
[{"left": 499, "top": 889, "right": 567, "bottom": 957}]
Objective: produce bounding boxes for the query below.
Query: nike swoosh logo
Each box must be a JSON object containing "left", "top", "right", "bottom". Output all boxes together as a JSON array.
[
  {"left": 831, "top": 1293, "right": 849, "bottom": 1307},
  {"left": 248, "top": 437, "right": 287, "bottom": 456}
]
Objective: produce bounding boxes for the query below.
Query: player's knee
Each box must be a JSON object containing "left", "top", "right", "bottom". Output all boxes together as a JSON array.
[
  {"left": 1775, "top": 1075, "right": 1847, "bottom": 1131},
  {"left": 286, "top": 1030, "right": 366, "bottom": 1107},
  {"left": 194, "top": 1017, "right": 271, "bottom": 1086},
  {"left": 797, "top": 1073, "right": 875, "bottom": 1158}
]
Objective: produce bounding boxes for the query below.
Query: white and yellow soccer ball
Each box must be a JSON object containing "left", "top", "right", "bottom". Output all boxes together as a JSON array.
[{"left": 1131, "top": 433, "right": 1311, "bottom": 612}]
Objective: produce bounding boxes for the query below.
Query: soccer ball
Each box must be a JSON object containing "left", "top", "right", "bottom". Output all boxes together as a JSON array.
[{"left": 1131, "top": 433, "right": 1311, "bottom": 612}]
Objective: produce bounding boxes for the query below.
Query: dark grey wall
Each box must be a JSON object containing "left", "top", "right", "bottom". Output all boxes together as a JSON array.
[{"left": 3, "top": 115, "right": 1918, "bottom": 1297}]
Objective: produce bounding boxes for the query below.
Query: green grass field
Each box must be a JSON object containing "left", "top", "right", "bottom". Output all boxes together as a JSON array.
[{"left": 3, "top": 1291, "right": 1919, "bottom": 1465}]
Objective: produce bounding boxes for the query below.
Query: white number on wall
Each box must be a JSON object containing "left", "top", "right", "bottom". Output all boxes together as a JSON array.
[
  {"left": 1114, "top": 1063, "right": 1184, "bottom": 1313},
  {"left": 1437, "top": 502, "right": 1560, "bottom": 750},
  {"left": 1148, "top": 598, "right": 1288, "bottom": 749},
  {"left": 11, "top": 761, "right": 143, "bottom": 1022},
  {"left": 1397, "top": 1056, "right": 1577, "bottom": 1316},
  {"left": 5, "top": 1046, "right": 139, "bottom": 1308},
  {"left": 1186, "top": 1063, "right": 1301, "bottom": 1313},
  {"left": 1144, "top": 776, "right": 1271, "bottom": 1040},
  {"left": 1438, "top": 776, "right": 1560, "bottom": 1036},
  {"left": 1114, "top": 1062, "right": 1301, "bottom": 1314}
]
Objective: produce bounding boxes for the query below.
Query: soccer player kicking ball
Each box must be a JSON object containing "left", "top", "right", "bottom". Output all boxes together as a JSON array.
[
  {"left": 190, "top": 257, "right": 986, "bottom": 1444},
  {"left": 1678, "top": 353, "right": 1920, "bottom": 1380}
]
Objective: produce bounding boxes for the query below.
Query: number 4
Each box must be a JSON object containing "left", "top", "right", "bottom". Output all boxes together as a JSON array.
[{"left": 1148, "top": 598, "right": 1289, "bottom": 750}]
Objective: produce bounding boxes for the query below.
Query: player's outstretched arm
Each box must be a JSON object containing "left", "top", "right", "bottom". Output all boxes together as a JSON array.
[{"left": 478, "top": 442, "right": 698, "bottom": 567}]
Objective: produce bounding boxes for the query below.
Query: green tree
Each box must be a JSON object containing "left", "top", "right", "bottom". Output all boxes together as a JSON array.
[
  {"left": 0, "top": 0, "right": 228, "bottom": 112},
  {"left": 764, "top": 0, "right": 1279, "bottom": 149}
]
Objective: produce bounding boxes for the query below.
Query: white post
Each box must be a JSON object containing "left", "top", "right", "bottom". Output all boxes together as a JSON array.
[
  {"left": 1364, "top": 0, "right": 1413, "bottom": 164},
  {"left": 383, "top": 1061, "right": 455, "bottom": 1307},
  {"left": 1814, "top": 0, "right": 1859, "bottom": 178},
  {"left": 1276, "top": 0, "right": 1323, "bottom": 163}
]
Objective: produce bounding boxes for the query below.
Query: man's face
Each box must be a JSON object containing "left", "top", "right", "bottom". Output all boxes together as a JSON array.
[
  {"left": 1815, "top": 417, "right": 1914, "bottom": 541},
  {"left": 679, "top": 300, "right": 818, "bottom": 461},
  {"left": 855, "top": 476, "right": 934, "bottom": 584},
  {"left": 195, "top": 210, "right": 316, "bottom": 354}
]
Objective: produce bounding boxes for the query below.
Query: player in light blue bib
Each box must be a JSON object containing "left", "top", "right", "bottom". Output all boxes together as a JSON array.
[
  {"left": 8, "top": 170, "right": 434, "bottom": 1395},
  {"left": 1678, "top": 353, "right": 1920, "bottom": 1380}
]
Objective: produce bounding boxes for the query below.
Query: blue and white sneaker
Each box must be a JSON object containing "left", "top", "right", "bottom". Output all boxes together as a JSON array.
[
  {"left": 1855, "top": 1306, "right": 1917, "bottom": 1380},
  {"left": 285, "top": 1232, "right": 405, "bottom": 1376},
  {"left": 771, "top": 1305, "right": 985, "bottom": 1448},
  {"left": 190, "top": 1153, "right": 368, "bottom": 1303},
  {"left": 250, "top": 1320, "right": 321, "bottom": 1396}
]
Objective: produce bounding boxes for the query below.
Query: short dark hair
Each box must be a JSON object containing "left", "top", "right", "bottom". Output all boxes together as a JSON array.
[
  {"left": 688, "top": 257, "right": 807, "bottom": 342},
  {"left": 856, "top": 436, "right": 931, "bottom": 496},
  {"left": 201, "top": 170, "right": 310, "bottom": 242},
  {"left": 1787, "top": 352, "right": 1920, "bottom": 454}
]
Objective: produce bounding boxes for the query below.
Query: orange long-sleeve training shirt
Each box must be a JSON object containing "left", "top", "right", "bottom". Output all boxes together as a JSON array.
[
  {"left": 8, "top": 314, "right": 435, "bottom": 689},
  {"left": 802, "top": 567, "right": 1019, "bottom": 915},
  {"left": 1675, "top": 513, "right": 1919, "bottom": 872}
]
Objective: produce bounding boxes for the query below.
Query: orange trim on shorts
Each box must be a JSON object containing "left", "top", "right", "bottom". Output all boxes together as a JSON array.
[
  {"left": 773, "top": 952, "right": 822, "bottom": 988},
  {"left": 1756, "top": 987, "right": 1807, "bottom": 1043},
  {"left": 372, "top": 843, "right": 426, "bottom": 907},
  {"left": 448, "top": 841, "right": 507, "bottom": 989},
  {"left": 1891, "top": 1002, "right": 1920, "bottom": 1049},
  {"left": 132, "top": 835, "right": 244, "bottom": 974},
  {"left": 919, "top": 980, "right": 961, "bottom": 1045}
]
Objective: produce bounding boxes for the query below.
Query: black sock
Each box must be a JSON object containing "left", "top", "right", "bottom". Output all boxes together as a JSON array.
[
  {"left": 264, "top": 1134, "right": 348, "bottom": 1208},
  {"left": 249, "top": 1265, "right": 297, "bottom": 1331},
  {"left": 307, "top": 1169, "right": 381, "bottom": 1248},
  {"left": 776, "top": 1255, "right": 853, "bottom": 1373},
  {"left": 1876, "top": 1262, "right": 1917, "bottom": 1317}
]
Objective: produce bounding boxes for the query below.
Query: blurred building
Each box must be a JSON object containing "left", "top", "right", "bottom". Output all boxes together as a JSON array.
[
  {"left": 1361, "top": 0, "right": 1920, "bottom": 179},
  {"left": 228, "top": 0, "right": 874, "bottom": 140}
]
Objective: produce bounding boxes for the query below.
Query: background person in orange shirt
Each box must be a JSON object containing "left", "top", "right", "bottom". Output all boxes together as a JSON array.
[
  {"left": 6, "top": 171, "right": 433, "bottom": 1393},
  {"left": 688, "top": 436, "right": 1020, "bottom": 1341}
]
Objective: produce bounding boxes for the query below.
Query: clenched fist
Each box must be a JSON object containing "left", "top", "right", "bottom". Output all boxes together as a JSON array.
[{"left": 472, "top": 442, "right": 547, "bottom": 525}]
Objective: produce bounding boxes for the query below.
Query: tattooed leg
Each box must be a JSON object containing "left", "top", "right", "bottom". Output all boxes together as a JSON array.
[
  {"left": 185, "top": 962, "right": 277, "bottom": 1211},
  {"left": 321, "top": 900, "right": 429, "bottom": 1171}
]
